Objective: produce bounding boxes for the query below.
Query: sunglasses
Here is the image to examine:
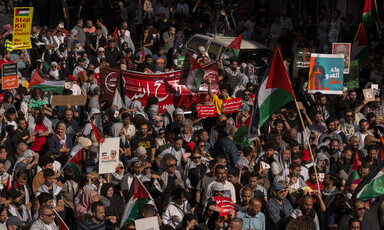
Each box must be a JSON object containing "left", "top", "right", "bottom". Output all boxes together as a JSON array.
[
  {"left": 357, "top": 207, "right": 366, "bottom": 211},
  {"left": 119, "top": 167, "right": 124, "bottom": 169},
  {"left": 43, "top": 213, "right": 55, "bottom": 217},
  {"left": 346, "top": 115, "right": 353, "bottom": 117},
  {"left": 168, "top": 164, "right": 176, "bottom": 167},
  {"left": 191, "top": 156, "right": 201, "bottom": 159},
  {"left": 199, "top": 145, "right": 206, "bottom": 147},
  {"left": 159, "top": 132, "right": 165, "bottom": 135},
  {"left": 143, "top": 167, "right": 150, "bottom": 170},
  {"left": 156, "top": 120, "right": 163, "bottom": 123},
  {"left": 217, "top": 218, "right": 225, "bottom": 222}
]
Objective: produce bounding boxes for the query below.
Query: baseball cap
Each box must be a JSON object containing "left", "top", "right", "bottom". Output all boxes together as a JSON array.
[
  {"left": 273, "top": 181, "right": 287, "bottom": 191},
  {"left": 6, "top": 216, "right": 23, "bottom": 227}
]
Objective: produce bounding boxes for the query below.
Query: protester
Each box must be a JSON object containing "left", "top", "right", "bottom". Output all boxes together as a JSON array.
[{"left": 1, "top": 3, "right": 384, "bottom": 230}]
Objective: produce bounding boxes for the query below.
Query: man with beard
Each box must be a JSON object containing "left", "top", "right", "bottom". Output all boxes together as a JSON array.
[
  {"left": 60, "top": 108, "right": 80, "bottom": 141},
  {"left": 318, "top": 117, "right": 343, "bottom": 149},
  {"left": 339, "top": 199, "right": 370, "bottom": 230},
  {"left": 321, "top": 172, "right": 339, "bottom": 199},
  {"left": 265, "top": 181, "right": 294, "bottom": 230},
  {"left": 330, "top": 147, "right": 352, "bottom": 175},
  {"left": 354, "top": 119, "right": 373, "bottom": 149},
  {"left": 348, "top": 136, "right": 365, "bottom": 161},
  {"left": 11, "top": 117, "right": 35, "bottom": 151},
  {"left": 320, "top": 139, "right": 340, "bottom": 166},
  {"left": 80, "top": 201, "right": 106, "bottom": 230},
  {"left": 289, "top": 195, "right": 320, "bottom": 230},
  {"left": 238, "top": 198, "right": 265, "bottom": 230},
  {"left": 363, "top": 145, "right": 379, "bottom": 168},
  {"left": 7, "top": 188, "right": 31, "bottom": 228},
  {"left": 235, "top": 186, "right": 253, "bottom": 212}
]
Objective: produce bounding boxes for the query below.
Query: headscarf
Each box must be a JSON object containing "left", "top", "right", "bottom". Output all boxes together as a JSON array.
[
  {"left": 245, "top": 64, "right": 258, "bottom": 86},
  {"left": 75, "top": 189, "right": 99, "bottom": 222},
  {"left": 130, "top": 101, "right": 148, "bottom": 120},
  {"left": 112, "top": 161, "right": 125, "bottom": 181},
  {"left": 275, "top": 147, "right": 291, "bottom": 174},
  {"left": 100, "top": 183, "right": 114, "bottom": 199}
]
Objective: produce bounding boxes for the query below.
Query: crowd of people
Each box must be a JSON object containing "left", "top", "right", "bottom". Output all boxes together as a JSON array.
[{"left": 0, "top": 0, "right": 383, "bottom": 230}]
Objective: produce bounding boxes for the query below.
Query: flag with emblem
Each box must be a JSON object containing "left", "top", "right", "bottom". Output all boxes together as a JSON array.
[{"left": 179, "top": 52, "right": 205, "bottom": 93}]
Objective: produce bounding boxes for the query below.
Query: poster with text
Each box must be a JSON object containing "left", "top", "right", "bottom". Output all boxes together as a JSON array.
[
  {"left": 214, "top": 196, "right": 236, "bottom": 217},
  {"left": 1, "top": 63, "right": 18, "bottom": 89},
  {"left": 343, "top": 60, "right": 359, "bottom": 89},
  {"left": 12, "top": 7, "right": 34, "bottom": 49},
  {"left": 196, "top": 105, "right": 217, "bottom": 117},
  {"left": 293, "top": 48, "right": 312, "bottom": 76},
  {"left": 99, "top": 137, "right": 120, "bottom": 174},
  {"left": 307, "top": 53, "right": 344, "bottom": 94},
  {"left": 222, "top": 98, "right": 242, "bottom": 114},
  {"left": 332, "top": 43, "right": 351, "bottom": 74}
]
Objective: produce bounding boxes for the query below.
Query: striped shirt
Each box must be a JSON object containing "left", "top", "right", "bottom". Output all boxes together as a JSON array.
[{"left": 80, "top": 219, "right": 106, "bottom": 230}]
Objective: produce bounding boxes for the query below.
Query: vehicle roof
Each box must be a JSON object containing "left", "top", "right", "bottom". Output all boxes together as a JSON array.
[{"left": 192, "top": 34, "right": 268, "bottom": 50}]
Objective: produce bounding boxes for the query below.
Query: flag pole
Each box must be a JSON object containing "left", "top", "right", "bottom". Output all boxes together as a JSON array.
[{"left": 293, "top": 98, "right": 321, "bottom": 192}]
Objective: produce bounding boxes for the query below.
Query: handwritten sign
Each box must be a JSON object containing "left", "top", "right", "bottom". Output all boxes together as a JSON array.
[
  {"left": 99, "top": 137, "right": 120, "bottom": 174},
  {"left": 214, "top": 196, "right": 236, "bottom": 217},
  {"left": 51, "top": 95, "right": 87, "bottom": 106},
  {"left": 1, "top": 63, "right": 18, "bottom": 90},
  {"left": 222, "top": 98, "right": 242, "bottom": 114},
  {"left": 196, "top": 105, "right": 216, "bottom": 117}
]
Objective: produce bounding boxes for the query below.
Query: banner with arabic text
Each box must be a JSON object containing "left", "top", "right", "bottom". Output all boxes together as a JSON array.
[
  {"left": 307, "top": 53, "right": 344, "bottom": 94},
  {"left": 100, "top": 62, "right": 219, "bottom": 113}
]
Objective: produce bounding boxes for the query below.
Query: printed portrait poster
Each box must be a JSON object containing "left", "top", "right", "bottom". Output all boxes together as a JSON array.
[
  {"left": 332, "top": 43, "right": 351, "bottom": 74},
  {"left": 307, "top": 53, "right": 344, "bottom": 94},
  {"left": 343, "top": 60, "right": 359, "bottom": 89},
  {"left": 99, "top": 137, "right": 120, "bottom": 174}
]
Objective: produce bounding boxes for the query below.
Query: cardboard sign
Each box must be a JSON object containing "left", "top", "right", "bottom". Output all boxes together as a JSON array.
[
  {"left": 363, "top": 88, "right": 375, "bottom": 102},
  {"left": 196, "top": 105, "right": 216, "bottom": 117},
  {"left": 99, "top": 137, "right": 120, "bottom": 174},
  {"left": 134, "top": 216, "right": 160, "bottom": 230},
  {"left": 12, "top": 7, "right": 34, "bottom": 49},
  {"left": 332, "top": 43, "right": 351, "bottom": 74},
  {"left": 1, "top": 63, "right": 18, "bottom": 90},
  {"left": 222, "top": 98, "right": 242, "bottom": 114},
  {"left": 214, "top": 196, "right": 236, "bottom": 217},
  {"left": 51, "top": 95, "right": 87, "bottom": 106}
]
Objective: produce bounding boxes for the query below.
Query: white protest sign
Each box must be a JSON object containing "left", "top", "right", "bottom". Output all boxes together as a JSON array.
[{"left": 99, "top": 137, "right": 120, "bottom": 174}]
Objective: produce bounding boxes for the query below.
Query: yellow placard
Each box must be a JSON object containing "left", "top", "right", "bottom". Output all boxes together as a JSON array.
[{"left": 12, "top": 7, "right": 34, "bottom": 50}]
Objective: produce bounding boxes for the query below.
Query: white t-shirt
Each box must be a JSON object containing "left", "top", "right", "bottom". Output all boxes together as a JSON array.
[{"left": 206, "top": 180, "right": 237, "bottom": 204}]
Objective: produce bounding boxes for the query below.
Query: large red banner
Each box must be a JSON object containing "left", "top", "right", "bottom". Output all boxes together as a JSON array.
[{"left": 100, "top": 62, "right": 219, "bottom": 113}]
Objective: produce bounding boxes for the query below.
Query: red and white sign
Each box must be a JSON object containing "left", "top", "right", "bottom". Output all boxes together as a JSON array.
[
  {"left": 100, "top": 62, "right": 219, "bottom": 113},
  {"left": 196, "top": 105, "right": 216, "bottom": 117},
  {"left": 222, "top": 98, "right": 242, "bottom": 114},
  {"left": 214, "top": 196, "right": 236, "bottom": 217}
]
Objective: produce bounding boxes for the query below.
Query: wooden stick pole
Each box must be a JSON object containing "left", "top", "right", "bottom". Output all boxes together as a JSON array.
[{"left": 294, "top": 99, "right": 321, "bottom": 192}]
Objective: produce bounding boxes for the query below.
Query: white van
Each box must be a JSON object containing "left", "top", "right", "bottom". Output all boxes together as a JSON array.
[{"left": 185, "top": 34, "right": 271, "bottom": 68}]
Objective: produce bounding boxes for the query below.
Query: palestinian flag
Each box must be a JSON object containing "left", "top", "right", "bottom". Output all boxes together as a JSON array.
[
  {"left": 180, "top": 52, "right": 205, "bottom": 93},
  {"left": 62, "top": 146, "right": 82, "bottom": 181},
  {"left": 353, "top": 160, "right": 384, "bottom": 201},
  {"left": 351, "top": 23, "right": 369, "bottom": 68},
  {"left": 348, "top": 151, "right": 360, "bottom": 182},
  {"left": 363, "top": 0, "right": 374, "bottom": 28},
  {"left": 380, "top": 136, "right": 384, "bottom": 161},
  {"left": 234, "top": 116, "right": 251, "bottom": 146},
  {"left": 223, "top": 34, "right": 242, "bottom": 61},
  {"left": 112, "top": 68, "right": 126, "bottom": 109},
  {"left": 113, "top": 27, "right": 118, "bottom": 42},
  {"left": 54, "top": 210, "right": 70, "bottom": 230},
  {"left": 15, "top": 8, "right": 30, "bottom": 16},
  {"left": 29, "top": 68, "right": 64, "bottom": 93},
  {"left": 120, "top": 176, "right": 155, "bottom": 227},
  {"left": 91, "top": 122, "right": 104, "bottom": 144},
  {"left": 250, "top": 48, "right": 295, "bottom": 134}
]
